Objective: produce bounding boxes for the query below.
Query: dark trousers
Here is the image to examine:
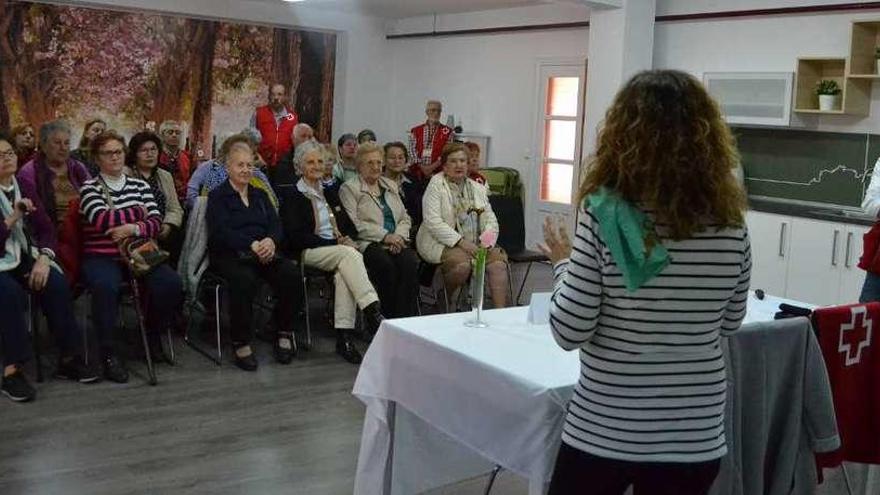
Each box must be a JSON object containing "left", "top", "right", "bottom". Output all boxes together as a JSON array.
[
  {"left": 0, "top": 259, "right": 83, "bottom": 366},
  {"left": 210, "top": 256, "right": 303, "bottom": 345},
  {"left": 548, "top": 443, "right": 720, "bottom": 495},
  {"left": 81, "top": 256, "right": 183, "bottom": 352},
  {"left": 363, "top": 243, "right": 419, "bottom": 318}
]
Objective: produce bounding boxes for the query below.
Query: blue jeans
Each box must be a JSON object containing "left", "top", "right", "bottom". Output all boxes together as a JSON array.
[
  {"left": 860, "top": 271, "right": 880, "bottom": 303},
  {"left": 81, "top": 256, "right": 183, "bottom": 353},
  {"left": 0, "top": 262, "right": 83, "bottom": 366}
]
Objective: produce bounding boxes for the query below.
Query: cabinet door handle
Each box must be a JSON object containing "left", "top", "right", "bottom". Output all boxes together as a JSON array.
[
  {"left": 845, "top": 232, "right": 853, "bottom": 268},
  {"left": 831, "top": 229, "right": 840, "bottom": 266},
  {"left": 778, "top": 222, "right": 788, "bottom": 257}
]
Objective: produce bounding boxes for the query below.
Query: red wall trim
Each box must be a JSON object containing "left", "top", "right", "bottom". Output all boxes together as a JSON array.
[{"left": 387, "top": 2, "right": 880, "bottom": 40}]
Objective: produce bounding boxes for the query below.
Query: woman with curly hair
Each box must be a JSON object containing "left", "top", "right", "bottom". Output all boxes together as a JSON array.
[{"left": 540, "top": 70, "right": 751, "bottom": 495}]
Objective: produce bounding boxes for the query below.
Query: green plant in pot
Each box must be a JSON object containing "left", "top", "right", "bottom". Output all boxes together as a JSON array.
[{"left": 815, "top": 79, "right": 842, "bottom": 112}]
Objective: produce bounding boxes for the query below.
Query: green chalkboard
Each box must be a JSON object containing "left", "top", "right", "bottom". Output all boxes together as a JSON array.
[{"left": 735, "top": 127, "right": 875, "bottom": 208}]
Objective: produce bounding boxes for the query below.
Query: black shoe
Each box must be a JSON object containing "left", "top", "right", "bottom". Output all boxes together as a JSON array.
[
  {"left": 55, "top": 356, "right": 100, "bottom": 384},
  {"left": 147, "top": 336, "right": 173, "bottom": 365},
  {"left": 234, "top": 345, "right": 258, "bottom": 371},
  {"left": 274, "top": 333, "right": 296, "bottom": 365},
  {"left": 1, "top": 368, "right": 36, "bottom": 402},
  {"left": 336, "top": 331, "right": 363, "bottom": 364},
  {"left": 363, "top": 302, "right": 385, "bottom": 338},
  {"left": 103, "top": 354, "right": 129, "bottom": 384}
]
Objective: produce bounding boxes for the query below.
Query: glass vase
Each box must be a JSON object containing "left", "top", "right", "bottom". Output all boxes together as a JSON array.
[{"left": 464, "top": 248, "right": 488, "bottom": 328}]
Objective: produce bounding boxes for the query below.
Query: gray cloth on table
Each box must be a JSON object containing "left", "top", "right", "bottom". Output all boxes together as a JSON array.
[{"left": 712, "top": 317, "right": 840, "bottom": 495}]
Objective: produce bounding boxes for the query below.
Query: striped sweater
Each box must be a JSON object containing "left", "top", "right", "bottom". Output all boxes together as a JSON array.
[
  {"left": 79, "top": 176, "right": 162, "bottom": 256},
  {"left": 549, "top": 207, "right": 751, "bottom": 463}
]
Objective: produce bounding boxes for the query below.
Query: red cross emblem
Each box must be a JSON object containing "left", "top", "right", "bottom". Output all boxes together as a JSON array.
[{"left": 839, "top": 306, "right": 873, "bottom": 366}]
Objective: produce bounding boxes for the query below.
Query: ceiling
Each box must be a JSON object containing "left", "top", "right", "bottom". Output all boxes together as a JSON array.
[{"left": 262, "top": 0, "right": 557, "bottom": 19}]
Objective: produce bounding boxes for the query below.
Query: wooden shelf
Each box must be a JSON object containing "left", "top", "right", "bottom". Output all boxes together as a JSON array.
[
  {"left": 793, "top": 58, "right": 869, "bottom": 115},
  {"left": 847, "top": 73, "right": 880, "bottom": 79},
  {"left": 849, "top": 20, "right": 880, "bottom": 76},
  {"left": 792, "top": 108, "right": 846, "bottom": 115}
]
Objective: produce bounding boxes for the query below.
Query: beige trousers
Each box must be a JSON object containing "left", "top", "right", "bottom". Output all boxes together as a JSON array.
[{"left": 302, "top": 245, "right": 379, "bottom": 329}]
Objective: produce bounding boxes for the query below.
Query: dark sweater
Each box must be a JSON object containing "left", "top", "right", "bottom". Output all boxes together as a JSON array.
[
  {"left": 206, "top": 179, "right": 281, "bottom": 259},
  {"left": 279, "top": 181, "right": 356, "bottom": 259}
]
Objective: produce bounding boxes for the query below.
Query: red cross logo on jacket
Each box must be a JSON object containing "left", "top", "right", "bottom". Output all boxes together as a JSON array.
[{"left": 839, "top": 306, "right": 873, "bottom": 366}]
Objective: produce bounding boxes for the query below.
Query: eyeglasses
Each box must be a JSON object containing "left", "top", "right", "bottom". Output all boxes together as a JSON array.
[
  {"left": 99, "top": 149, "right": 125, "bottom": 157},
  {"left": 0, "top": 150, "right": 16, "bottom": 159},
  {"left": 163, "top": 130, "right": 182, "bottom": 135}
]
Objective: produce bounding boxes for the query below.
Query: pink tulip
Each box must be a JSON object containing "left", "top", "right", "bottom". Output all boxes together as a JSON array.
[{"left": 480, "top": 230, "right": 498, "bottom": 248}]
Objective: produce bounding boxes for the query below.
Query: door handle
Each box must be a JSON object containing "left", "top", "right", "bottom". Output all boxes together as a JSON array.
[
  {"left": 778, "top": 222, "right": 788, "bottom": 257},
  {"left": 845, "top": 232, "right": 853, "bottom": 268},
  {"left": 831, "top": 229, "right": 840, "bottom": 266}
]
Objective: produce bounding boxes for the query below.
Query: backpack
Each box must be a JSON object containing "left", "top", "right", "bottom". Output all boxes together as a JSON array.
[{"left": 482, "top": 167, "right": 523, "bottom": 199}]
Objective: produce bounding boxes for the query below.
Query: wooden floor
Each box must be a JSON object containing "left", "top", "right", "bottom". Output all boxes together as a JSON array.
[{"left": 0, "top": 264, "right": 552, "bottom": 495}]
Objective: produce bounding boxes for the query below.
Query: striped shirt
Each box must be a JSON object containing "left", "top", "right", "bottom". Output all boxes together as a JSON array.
[
  {"left": 549, "top": 207, "right": 751, "bottom": 463},
  {"left": 79, "top": 176, "right": 162, "bottom": 256}
]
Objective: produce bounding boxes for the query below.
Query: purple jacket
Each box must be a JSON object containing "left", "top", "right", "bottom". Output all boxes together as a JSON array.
[
  {"left": 16, "top": 155, "right": 90, "bottom": 252},
  {"left": 0, "top": 179, "right": 59, "bottom": 254},
  {"left": 17, "top": 155, "right": 90, "bottom": 227}
]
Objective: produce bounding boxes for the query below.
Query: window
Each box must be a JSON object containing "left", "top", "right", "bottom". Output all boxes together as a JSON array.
[{"left": 538, "top": 71, "right": 585, "bottom": 204}]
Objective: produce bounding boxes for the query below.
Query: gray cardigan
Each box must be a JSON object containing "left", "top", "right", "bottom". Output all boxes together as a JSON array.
[{"left": 712, "top": 317, "right": 840, "bottom": 495}]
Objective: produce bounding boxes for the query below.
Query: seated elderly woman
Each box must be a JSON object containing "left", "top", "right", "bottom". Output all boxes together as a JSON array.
[
  {"left": 340, "top": 143, "right": 419, "bottom": 318},
  {"left": 127, "top": 132, "right": 184, "bottom": 265},
  {"left": 10, "top": 123, "right": 37, "bottom": 169},
  {"left": 71, "top": 118, "right": 107, "bottom": 176},
  {"left": 17, "top": 120, "right": 91, "bottom": 229},
  {"left": 383, "top": 141, "right": 424, "bottom": 240},
  {"left": 185, "top": 133, "right": 276, "bottom": 210},
  {"left": 279, "top": 140, "right": 384, "bottom": 364},
  {"left": 0, "top": 134, "right": 97, "bottom": 403},
  {"left": 416, "top": 142, "right": 509, "bottom": 308},
  {"left": 79, "top": 131, "right": 183, "bottom": 383},
  {"left": 206, "top": 144, "right": 304, "bottom": 370}
]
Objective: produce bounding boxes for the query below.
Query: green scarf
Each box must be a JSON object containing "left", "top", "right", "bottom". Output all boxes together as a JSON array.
[{"left": 586, "top": 187, "right": 670, "bottom": 292}]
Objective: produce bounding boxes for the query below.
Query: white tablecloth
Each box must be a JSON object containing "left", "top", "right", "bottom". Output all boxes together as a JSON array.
[{"left": 351, "top": 292, "right": 818, "bottom": 494}]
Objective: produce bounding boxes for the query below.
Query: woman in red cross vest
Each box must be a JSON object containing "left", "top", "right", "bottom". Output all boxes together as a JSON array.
[{"left": 407, "top": 100, "right": 455, "bottom": 181}]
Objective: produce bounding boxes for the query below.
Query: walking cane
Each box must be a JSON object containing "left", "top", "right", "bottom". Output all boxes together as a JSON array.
[
  {"left": 123, "top": 258, "right": 157, "bottom": 386},
  {"left": 18, "top": 202, "right": 43, "bottom": 382}
]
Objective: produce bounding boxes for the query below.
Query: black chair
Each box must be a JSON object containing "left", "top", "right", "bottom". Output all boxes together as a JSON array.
[
  {"left": 489, "top": 195, "right": 550, "bottom": 305},
  {"left": 185, "top": 269, "right": 282, "bottom": 365}
]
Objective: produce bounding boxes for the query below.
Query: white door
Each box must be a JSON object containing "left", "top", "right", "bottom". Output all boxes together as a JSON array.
[
  {"left": 839, "top": 224, "right": 869, "bottom": 304},
  {"left": 745, "top": 211, "right": 791, "bottom": 299},
  {"left": 526, "top": 61, "right": 587, "bottom": 248},
  {"left": 786, "top": 217, "right": 844, "bottom": 306}
]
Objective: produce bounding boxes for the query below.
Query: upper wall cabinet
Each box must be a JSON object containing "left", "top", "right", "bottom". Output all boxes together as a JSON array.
[
  {"left": 849, "top": 20, "right": 880, "bottom": 78},
  {"left": 794, "top": 58, "right": 870, "bottom": 115},
  {"left": 704, "top": 72, "right": 793, "bottom": 126}
]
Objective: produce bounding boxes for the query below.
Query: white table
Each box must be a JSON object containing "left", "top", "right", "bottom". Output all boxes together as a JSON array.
[{"left": 352, "top": 292, "right": 812, "bottom": 495}]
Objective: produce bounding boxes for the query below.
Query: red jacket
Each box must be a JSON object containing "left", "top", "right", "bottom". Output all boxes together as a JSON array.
[
  {"left": 813, "top": 302, "right": 880, "bottom": 467},
  {"left": 255, "top": 105, "right": 298, "bottom": 167},
  {"left": 408, "top": 123, "right": 453, "bottom": 180},
  {"left": 158, "top": 149, "right": 192, "bottom": 201}
]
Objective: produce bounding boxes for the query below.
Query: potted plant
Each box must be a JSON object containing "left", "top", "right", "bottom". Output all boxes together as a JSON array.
[
  {"left": 875, "top": 47, "right": 880, "bottom": 75},
  {"left": 816, "top": 80, "right": 842, "bottom": 111}
]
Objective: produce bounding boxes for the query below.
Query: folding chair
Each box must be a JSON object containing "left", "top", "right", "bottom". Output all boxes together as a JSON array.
[{"left": 489, "top": 195, "right": 549, "bottom": 305}]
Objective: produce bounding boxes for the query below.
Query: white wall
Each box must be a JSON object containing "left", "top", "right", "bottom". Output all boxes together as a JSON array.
[
  {"left": 40, "top": 0, "right": 394, "bottom": 142},
  {"left": 654, "top": 8, "right": 880, "bottom": 134}
]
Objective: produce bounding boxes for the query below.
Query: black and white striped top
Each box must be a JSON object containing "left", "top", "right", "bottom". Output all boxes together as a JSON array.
[{"left": 549, "top": 207, "right": 751, "bottom": 463}]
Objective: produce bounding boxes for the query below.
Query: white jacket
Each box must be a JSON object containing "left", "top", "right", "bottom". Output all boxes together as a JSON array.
[
  {"left": 416, "top": 172, "right": 499, "bottom": 264},
  {"left": 863, "top": 156, "right": 880, "bottom": 218}
]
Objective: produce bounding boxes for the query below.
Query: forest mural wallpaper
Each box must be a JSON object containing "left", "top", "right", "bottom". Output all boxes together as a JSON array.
[{"left": 0, "top": 0, "right": 336, "bottom": 158}]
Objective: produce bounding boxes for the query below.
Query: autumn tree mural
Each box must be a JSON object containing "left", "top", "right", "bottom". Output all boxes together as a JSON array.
[{"left": 0, "top": 0, "right": 336, "bottom": 157}]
